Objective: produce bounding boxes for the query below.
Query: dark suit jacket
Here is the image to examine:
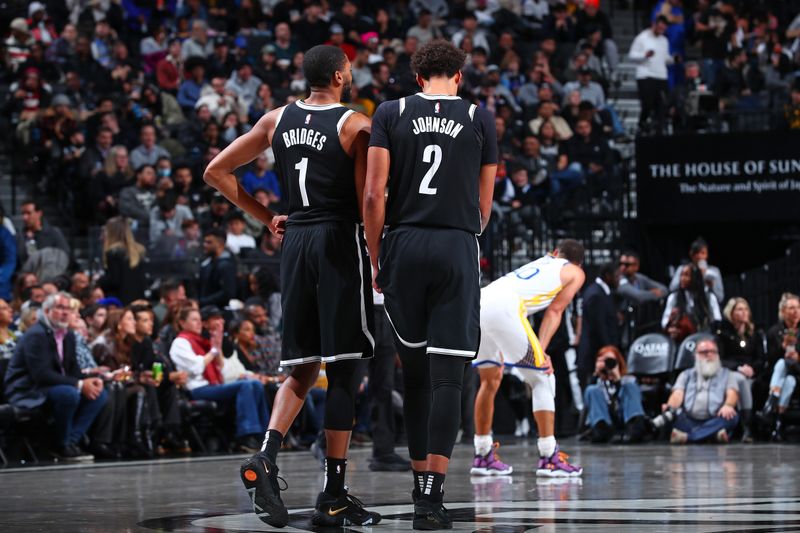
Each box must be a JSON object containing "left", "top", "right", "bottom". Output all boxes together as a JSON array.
[
  {"left": 577, "top": 281, "right": 620, "bottom": 378},
  {"left": 198, "top": 250, "right": 237, "bottom": 308},
  {"left": 4, "top": 320, "right": 81, "bottom": 409}
]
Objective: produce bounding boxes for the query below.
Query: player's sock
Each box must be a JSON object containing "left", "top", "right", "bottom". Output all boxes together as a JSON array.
[
  {"left": 323, "top": 457, "right": 347, "bottom": 497},
  {"left": 537, "top": 436, "right": 557, "bottom": 458},
  {"left": 261, "top": 429, "right": 283, "bottom": 463},
  {"left": 421, "top": 472, "right": 445, "bottom": 503},
  {"left": 474, "top": 434, "right": 493, "bottom": 456},
  {"left": 413, "top": 469, "right": 425, "bottom": 494}
]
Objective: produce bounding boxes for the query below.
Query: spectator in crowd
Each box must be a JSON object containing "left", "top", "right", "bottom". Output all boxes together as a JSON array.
[
  {"left": 169, "top": 306, "right": 268, "bottom": 452},
  {"left": 617, "top": 250, "right": 668, "bottom": 305},
  {"left": 759, "top": 293, "right": 800, "bottom": 441},
  {"left": 6, "top": 18, "right": 33, "bottom": 73},
  {"left": 155, "top": 38, "right": 183, "bottom": 92},
  {"left": 181, "top": 20, "right": 212, "bottom": 60},
  {"left": 715, "top": 297, "right": 764, "bottom": 443},
  {"left": 583, "top": 345, "right": 647, "bottom": 443},
  {"left": 226, "top": 62, "right": 262, "bottom": 111},
  {"left": 0, "top": 299, "right": 18, "bottom": 359},
  {"left": 198, "top": 193, "right": 230, "bottom": 233},
  {"left": 225, "top": 211, "right": 256, "bottom": 255},
  {"left": 578, "top": 263, "right": 620, "bottom": 386},
  {"left": 663, "top": 336, "right": 739, "bottom": 444},
  {"left": 240, "top": 152, "right": 281, "bottom": 198},
  {"left": 528, "top": 101, "right": 573, "bottom": 140},
  {"left": 129, "top": 304, "right": 190, "bottom": 454},
  {"left": 662, "top": 264, "right": 722, "bottom": 341},
  {"left": 243, "top": 301, "right": 269, "bottom": 337},
  {"left": 16, "top": 200, "right": 70, "bottom": 277},
  {"left": 149, "top": 191, "right": 194, "bottom": 244},
  {"left": 0, "top": 210, "right": 17, "bottom": 301},
  {"left": 177, "top": 57, "right": 208, "bottom": 111},
  {"left": 629, "top": 16, "right": 672, "bottom": 134},
  {"left": 208, "top": 36, "right": 235, "bottom": 79},
  {"left": 562, "top": 66, "right": 605, "bottom": 109},
  {"left": 151, "top": 279, "right": 186, "bottom": 328},
  {"left": 668, "top": 238, "right": 724, "bottom": 302},
  {"left": 195, "top": 76, "right": 244, "bottom": 122},
  {"left": 11, "top": 272, "right": 38, "bottom": 312},
  {"left": 4, "top": 292, "right": 107, "bottom": 460},
  {"left": 119, "top": 164, "right": 157, "bottom": 239},
  {"left": 97, "top": 217, "right": 146, "bottom": 305},
  {"left": 229, "top": 318, "right": 282, "bottom": 382},
  {"left": 93, "top": 145, "right": 134, "bottom": 220},
  {"left": 407, "top": 9, "right": 441, "bottom": 46},
  {"left": 198, "top": 228, "right": 236, "bottom": 309},
  {"left": 82, "top": 304, "right": 108, "bottom": 343},
  {"left": 130, "top": 125, "right": 171, "bottom": 169},
  {"left": 652, "top": 0, "right": 687, "bottom": 87}
]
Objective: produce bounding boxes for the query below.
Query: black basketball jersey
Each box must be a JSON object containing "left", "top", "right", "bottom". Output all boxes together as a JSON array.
[
  {"left": 272, "top": 101, "right": 359, "bottom": 224},
  {"left": 370, "top": 93, "right": 493, "bottom": 235}
]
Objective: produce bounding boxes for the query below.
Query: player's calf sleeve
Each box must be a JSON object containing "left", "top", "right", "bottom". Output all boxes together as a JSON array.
[
  {"left": 398, "top": 345, "right": 431, "bottom": 461},
  {"left": 427, "top": 354, "right": 465, "bottom": 458},
  {"left": 323, "top": 359, "right": 361, "bottom": 431}
]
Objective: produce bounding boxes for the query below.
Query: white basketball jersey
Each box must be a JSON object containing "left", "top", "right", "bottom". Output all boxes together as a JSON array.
[{"left": 489, "top": 254, "right": 568, "bottom": 314}]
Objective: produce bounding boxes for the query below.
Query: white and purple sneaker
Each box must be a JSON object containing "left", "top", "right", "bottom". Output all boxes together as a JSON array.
[
  {"left": 470, "top": 443, "right": 513, "bottom": 476},
  {"left": 535, "top": 446, "right": 583, "bottom": 477}
]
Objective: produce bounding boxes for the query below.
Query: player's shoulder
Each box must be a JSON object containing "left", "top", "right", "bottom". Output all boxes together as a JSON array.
[
  {"left": 471, "top": 104, "right": 494, "bottom": 124},
  {"left": 375, "top": 99, "right": 401, "bottom": 115},
  {"left": 561, "top": 263, "right": 586, "bottom": 284}
]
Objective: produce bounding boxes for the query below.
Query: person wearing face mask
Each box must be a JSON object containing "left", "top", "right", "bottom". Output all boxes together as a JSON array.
[
  {"left": 4, "top": 292, "right": 108, "bottom": 461},
  {"left": 660, "top": 337, "right": 739, "bottom": 444}
]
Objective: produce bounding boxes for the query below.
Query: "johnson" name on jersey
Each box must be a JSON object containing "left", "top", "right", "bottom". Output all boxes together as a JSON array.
[
  {"left": 282, "top": 128, "right": 327, "bottom": 151},
  {"left": 410, "top": 116, "right": 464, "bottom": 138}
]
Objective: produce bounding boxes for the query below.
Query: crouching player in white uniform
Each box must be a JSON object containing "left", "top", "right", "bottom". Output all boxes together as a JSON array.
[{"left": 471, "top": 239, "right": 585, "bottom": 477}]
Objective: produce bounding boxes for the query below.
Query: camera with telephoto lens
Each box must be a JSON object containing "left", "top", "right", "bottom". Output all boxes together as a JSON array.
[
  {"left": 600, "top": 357, "right": 617, "bottom": 376},
  {"left": 651, "top": 407, "right": 683, "bottom": 429}
]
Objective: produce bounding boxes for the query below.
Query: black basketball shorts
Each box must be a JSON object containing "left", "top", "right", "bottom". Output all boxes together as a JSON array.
[
  {"left": 279, "top": 221, "right": 375, "bottom": 366},
  {"left": 376, "top": 225, "right": 481, "bottom": 358}
]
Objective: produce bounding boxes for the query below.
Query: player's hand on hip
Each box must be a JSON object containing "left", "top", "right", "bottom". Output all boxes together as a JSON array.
[
  {"left": 541, "top": 354, "right": 554, "bottom": 375},
  {"left": 268, "top": 214, "right": 288, "bottom": 240}
]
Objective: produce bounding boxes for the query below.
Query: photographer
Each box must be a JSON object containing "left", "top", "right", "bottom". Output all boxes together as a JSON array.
[
  {"left": 657, "top": 336, "right": 739, "bottom": 444},
  {"left": 583, "top": 345, "right": 647, "bottom": 443}
]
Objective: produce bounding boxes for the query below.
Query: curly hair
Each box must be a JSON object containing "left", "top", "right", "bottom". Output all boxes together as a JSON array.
[{"left": 411, "top": 39, "right": 467, "bottom": 80}]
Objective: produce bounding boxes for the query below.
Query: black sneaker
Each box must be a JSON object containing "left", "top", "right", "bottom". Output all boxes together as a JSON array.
[
  {"left": 311, "top": 490, "right": 382, "bottom": 527},
  {"left": 369, "top": 452, "right": 412, "bottom": 472},
  {"left": 57, "top": 444, "right": 94, "bottom": 462},
  {"left": 240, "top": 452, "right": 289, "bottom": 528},
  {"left": 413, "top": 499, "right": 452, "bottom": 530}
]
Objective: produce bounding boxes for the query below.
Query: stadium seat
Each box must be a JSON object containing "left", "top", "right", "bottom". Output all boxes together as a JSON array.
[
  {"left": 674, "top": 333, "right": 708, "bottom": 374},
  {"left": 627, "top": 333, "right": 675, "bottom": 416}
]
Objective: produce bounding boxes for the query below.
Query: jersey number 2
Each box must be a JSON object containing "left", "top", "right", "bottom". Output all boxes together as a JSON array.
[
  {"left": 295, "top": 157, "right": 309, "bottom": 206},
  {"left": 419, "top": 144, "right": 442, "bottom": 195}
]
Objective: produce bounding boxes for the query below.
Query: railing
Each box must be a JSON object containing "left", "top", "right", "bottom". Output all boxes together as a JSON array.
[{"left": 723, "top": 241, "right": 800, "bottom": 330}]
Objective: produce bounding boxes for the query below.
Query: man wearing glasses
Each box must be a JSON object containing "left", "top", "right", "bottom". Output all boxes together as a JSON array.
[
  {"left": 661, "top": 336, "right": 739, "bottom": 444},
  {"left": 617, "top": 250, "right": 667, "bottom": 305}
]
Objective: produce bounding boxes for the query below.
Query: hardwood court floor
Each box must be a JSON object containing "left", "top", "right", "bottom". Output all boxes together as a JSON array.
[{"left": 2, "top": 440, "right": 799, "bottom": 532}]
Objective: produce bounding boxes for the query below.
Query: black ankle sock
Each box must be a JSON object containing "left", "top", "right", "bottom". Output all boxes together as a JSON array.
[
  {"left": 421, "top": 472, "right": 445, "bottom": 503},
  {"left": 324, "top": 457, "right": 347, "bottom": 497},
  {"left": 413, "top": 470, "right": 425, "bottom": 494},
  {"left": 262, "top": 429, "right": 283, "bottom": 463}
]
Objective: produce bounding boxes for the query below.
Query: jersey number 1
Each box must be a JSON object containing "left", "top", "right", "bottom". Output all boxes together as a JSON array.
[
  {"left": 295, "top": 157, "right": 309, "bottom": 206},
  {"left": 419, "top": 144, "right": 442, "bottom": 195}
]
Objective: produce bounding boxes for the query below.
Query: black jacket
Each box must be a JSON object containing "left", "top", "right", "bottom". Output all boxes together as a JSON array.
[
  {"left": 199, "top": 250, "right": 237, "bottom": 308},
  {"left": 578, "top": 281, "right": 619, "bottom": 377},
  {"left": 4, "top": 320, "right": 80, "bottom": 409},
  {"left": 16, "top": 222, "right": 70, "bottom": 265},
  {"left": 97, "top": 248, "right": 146, "bottom": 304},
  {"left": 715, "top": 320, "right": 766, "bottom": 375}
]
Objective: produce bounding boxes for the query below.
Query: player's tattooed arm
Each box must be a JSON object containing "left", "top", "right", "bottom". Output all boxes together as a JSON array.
[
  {"left": 364, "top": 146, "right": 390, "bottom": 291},
  {"left": 203, "top": 108, "right": 286, "bottom": 238}
]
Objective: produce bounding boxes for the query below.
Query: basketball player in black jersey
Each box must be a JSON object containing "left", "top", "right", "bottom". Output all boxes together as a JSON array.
[
  {"left": 204, "top": 45, "right": 380, "bottom": 528},
  {"left": 364, "top": 40, "right": 498, "bottom": 530}
]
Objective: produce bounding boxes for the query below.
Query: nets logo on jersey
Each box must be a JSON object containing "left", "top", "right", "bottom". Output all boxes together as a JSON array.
[
  {"left": 305, "top": 114, "right": 312, "bottom": 125},
  {"left": 434, "top": 102, "right": 440, "bottom": 113}
]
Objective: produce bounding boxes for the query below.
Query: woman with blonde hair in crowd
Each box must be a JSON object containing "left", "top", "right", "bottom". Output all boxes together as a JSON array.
[
  {"left": 97, "top": 217, "right": 146, "bottom": 304},
  {"left": 715, "top": 297, "right": 764, "bottom": 442},
  {"left": 758, "top": 293, "right": 800, "bottom": 441}
]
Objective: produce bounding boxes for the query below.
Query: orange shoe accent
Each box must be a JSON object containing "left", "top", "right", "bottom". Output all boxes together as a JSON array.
[{"left": 244, "top": 469, "right": 258, "bottom": 482}]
